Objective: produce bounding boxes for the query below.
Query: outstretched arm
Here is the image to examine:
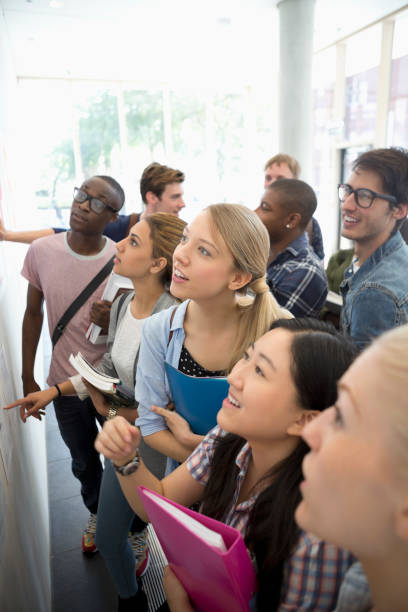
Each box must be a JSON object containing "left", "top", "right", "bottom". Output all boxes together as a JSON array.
[
  {"left": 95, "top": 416, "right": 204, "bottom": 521},
  {"left": 22, "top": 284, "right": 45, "bottom": 395},
  {"left": 4, "top": 379, "right": 75, "bottom": 422},
  {"left": 0, "top": 219, "right": 55, "bottom": 244}
]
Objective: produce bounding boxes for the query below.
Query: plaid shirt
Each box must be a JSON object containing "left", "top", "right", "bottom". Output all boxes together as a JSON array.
[
  {"left": 267, "top": 233, "right": 328, "bottom": 318},
  {"left": 187, "top": 426, "right": 355, "bottom": 611},
  {"left": 187, "top": 426, "right": 256, "bottom": 533}
]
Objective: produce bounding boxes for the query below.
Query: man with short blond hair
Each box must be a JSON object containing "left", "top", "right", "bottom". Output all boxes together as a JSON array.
[{"left": 264, "top": 153, "right": 301, "bottom": 185}]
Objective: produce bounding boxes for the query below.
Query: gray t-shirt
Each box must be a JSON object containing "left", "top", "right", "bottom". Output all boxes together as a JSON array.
[{"left": 71, "top": 302, "right": 146, "bottom": 397}]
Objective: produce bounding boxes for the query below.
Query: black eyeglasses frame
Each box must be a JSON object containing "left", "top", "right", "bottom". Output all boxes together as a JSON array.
[
  {"left": 337, "top": 183, "right": 398, "bottom": 209},
  {"left": 73, "top": 187, "right": 118, "bottom": 215}
]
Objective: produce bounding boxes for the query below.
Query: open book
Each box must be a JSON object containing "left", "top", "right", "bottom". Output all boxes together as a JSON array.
[
  {"left": 138, "top": 486, "right": 256, "bottom": 612},
  {"left": 69, "top": 352, "right": 135, "bottom": 407},
  {"left": 85, "top": 272, "right": 133, "bottom": 344}
]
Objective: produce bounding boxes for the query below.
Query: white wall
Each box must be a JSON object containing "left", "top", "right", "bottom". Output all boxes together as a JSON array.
[{"left": 0, "top": 6, "right": 51, "bottom": 612}]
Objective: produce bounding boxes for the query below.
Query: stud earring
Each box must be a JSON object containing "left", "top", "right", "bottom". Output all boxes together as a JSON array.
[{"left": 286, "top": 224, "right": 291, "bottom": 229}]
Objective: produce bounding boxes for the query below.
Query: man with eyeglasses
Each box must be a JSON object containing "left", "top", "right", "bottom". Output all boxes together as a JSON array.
[
  {"left": 338, "top": 147, "right": 408, "bottom": 349},
  {"left": 0, "top": 163, "right": 185, "bottom": 244},
  {"left": 20, "top": 175, "right": 124, "bottom": 555},
  {"left": 0, "top": 162, "right": 186, "bottom": 331}
]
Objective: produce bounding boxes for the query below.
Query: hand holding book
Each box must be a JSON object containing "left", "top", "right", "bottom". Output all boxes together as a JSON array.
[
  {"left": 138, "top": 486, "right": 256, "bottom": 612},
  {"left": 150, "top": 404, "right": 204, "bottom": 451},
  {"left": 164, "top": 363, "right": 229, "bottom": 435},
  {"left": 163, "top": 566, "right": 194, "bottom": 612},
  {"left": 82, "top": 379, "right": 113, "bottom": 420},
  {"left": 69, "top": 352, "right": 135, "bottom": 407}
]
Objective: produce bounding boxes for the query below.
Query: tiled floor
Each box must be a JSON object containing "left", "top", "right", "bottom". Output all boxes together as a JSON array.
[{"left": 47, "top": 405, "right": 118, "bottom": 612}]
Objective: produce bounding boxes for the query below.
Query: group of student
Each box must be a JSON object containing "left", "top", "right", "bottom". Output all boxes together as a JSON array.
[{"left": 2, "top": 149, "right": 408, "bottom": 612}]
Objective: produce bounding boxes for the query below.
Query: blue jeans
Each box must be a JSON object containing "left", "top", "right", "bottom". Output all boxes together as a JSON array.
[
  {"left": 96, "top": 459, "right": 146, "bottom": 598},
  {"left": 53, "top": 395, "right": 105, "bottom": 514}
]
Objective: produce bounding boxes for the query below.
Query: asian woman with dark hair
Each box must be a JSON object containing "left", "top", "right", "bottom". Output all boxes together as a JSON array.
[{"left": 96, "top": 318, "right": 358, "bottom": 611}]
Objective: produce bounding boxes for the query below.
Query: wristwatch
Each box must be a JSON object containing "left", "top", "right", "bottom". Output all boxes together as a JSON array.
[
  {"left": 113, "top": 449, "right": 140, "bottom": 476},
  {"left": 108, "top": 405, "right": 118, "bottom": 420}
]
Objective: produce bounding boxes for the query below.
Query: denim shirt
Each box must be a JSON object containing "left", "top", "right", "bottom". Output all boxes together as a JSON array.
[
  {"left": 340, "top": 231, "right": 408, "bottom": 349},
  {"left": 311, "top": 217, "right": 325, "bottom": 261},
  {"left": 135, "top": 299, "right": 189, "bottom": 473},
  {"left": 266, "top": 232, "right": 328, "bottom": 318},
  {"left": 333, "top": 562, "right": 372, "bottom": 612}
]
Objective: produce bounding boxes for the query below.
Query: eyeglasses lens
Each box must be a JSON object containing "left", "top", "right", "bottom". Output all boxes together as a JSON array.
[
  {"left": 338, "top": 185, "right": 351, "bottom": 201},
  {"left": 89, "top": 199, "right": 105, "bottom": 213},
  {"left": 73, "top": 188, "right": 106, "bottom": 213},
  {"left": 74, "top": 188, "right": 87, "bottom": 203},
  {"left": 356, "top": 190, "right": 372, "bottom": 208}
]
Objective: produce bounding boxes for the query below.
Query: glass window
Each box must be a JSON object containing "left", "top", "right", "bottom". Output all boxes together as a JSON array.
[
  {"left": 213, "top": 92, "right": 246, "bottom": 203},
  {"left": 15, "top": 79, "right": 278, "bottom": 228},
  {"left": 15, "top": 79, "right": 75, "bottom": 229},
  {"left": 311, "top": 47, "right": 337, "bottom": 258},
  {"left": 312, "top": 47, "right": 336, "bottom": 187},
  {"left": 344, "top": 25, "right": 381, "bottom": 143},
  {"left": 388, "top": 10, "right": 408, "bottom": 148},
  {"left": 123, "top": 88, "right": 165, "bottom": 210},
  {"left": 76, "top": 87, "right": 120, "bottom": 179}
]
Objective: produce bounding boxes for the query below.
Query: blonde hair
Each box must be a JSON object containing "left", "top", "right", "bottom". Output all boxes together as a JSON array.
[
  {"left": 371, "top": 325, "right": 408, "bottom": 470},
  {"left": 206, "top": 204, "right": 292, "bottom": 370},
  {"left": 264, "top": 153, "right": 300, "bottom": 178},
  {"left": 144, "top": 213, "right": 186, "bottom": 284}
]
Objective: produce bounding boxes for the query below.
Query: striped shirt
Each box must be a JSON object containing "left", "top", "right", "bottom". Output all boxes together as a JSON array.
[{"left": 187, "top": 426, "right": 355, "bottom": 611}]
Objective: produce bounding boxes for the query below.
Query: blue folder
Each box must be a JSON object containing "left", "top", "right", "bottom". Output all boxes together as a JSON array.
[{"left": 164, "top": 362, "right": 229, "bottom": 435}]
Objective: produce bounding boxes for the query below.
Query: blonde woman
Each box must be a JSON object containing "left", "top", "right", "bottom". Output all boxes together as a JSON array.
[
  {"left": 297, "top": 324, "right": 408, "bottom": 612},
  {"left": 134, "top": 204, "right": 289, "bottom": 473}
]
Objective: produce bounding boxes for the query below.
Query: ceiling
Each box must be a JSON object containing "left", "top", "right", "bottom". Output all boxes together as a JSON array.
[{"left": 1, "top": 0, "right": 407, "bottom": 83}]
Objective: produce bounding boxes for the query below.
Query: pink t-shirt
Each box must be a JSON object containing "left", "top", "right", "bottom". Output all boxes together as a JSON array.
[{"left": 22, "top": 232, "right": 117, "bottom": 387}]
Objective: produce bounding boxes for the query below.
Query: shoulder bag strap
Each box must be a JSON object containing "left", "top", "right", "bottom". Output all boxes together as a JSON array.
[
  {"left": 115, "top": 291, "right": 132, "bottom": 327},
  {"left": 167, "top": 305, "right": 178, "bottom": 347},
  {"left": 51, "top": 255, "right": 115, "bottom": 349}
]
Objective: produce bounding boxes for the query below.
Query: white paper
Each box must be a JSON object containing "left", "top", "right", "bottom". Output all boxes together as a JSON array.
[
  {"left": 86, "top": 272, "right": 133, "bottom": 344},
  {"left": 143, "top": 489, "right": 227, "bottom": 552},
  {"left": 326, "top": 290, "right": 343, "bottom": 307}
]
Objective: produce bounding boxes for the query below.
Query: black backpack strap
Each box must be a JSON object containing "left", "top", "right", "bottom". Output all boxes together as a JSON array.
[
  {"left": 115, "top": 291, "right": 131, "bottom": 327},
  {"left": 51, "top": 255, "right": 115, "bottom": 349},
  {"left": 167, "top": 305, "right": 178, "bottom": 347}
]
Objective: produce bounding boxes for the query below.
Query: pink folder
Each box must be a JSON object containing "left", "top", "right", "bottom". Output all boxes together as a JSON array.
[{"left": 137, "top": 486, "right": 257, "bottom": 612}]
